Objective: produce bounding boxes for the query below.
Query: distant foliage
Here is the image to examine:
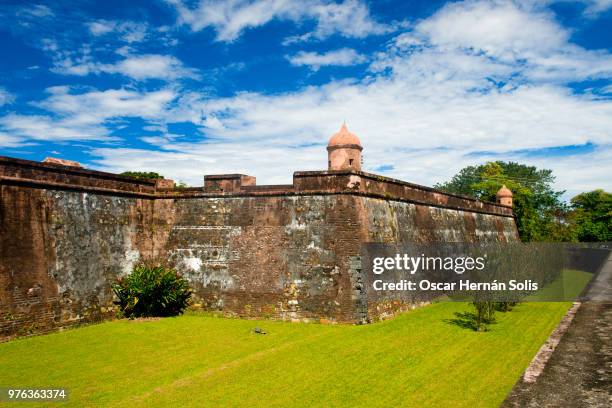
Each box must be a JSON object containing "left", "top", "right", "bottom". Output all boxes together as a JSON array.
[
  {"left": 113, "top": 264, "right": 191, "bottom": 318},
  {"left": 120, "top": 171, "right": 164, "bottom": 180},
  {"left": 569, "top": 189, "right": 611, "bottom": 242},
  {"left": 436, "top": 162, "right": 611, "bottom": 242},
  {"left": 435, "top": 161, "right": 568, "bottom": 242}
]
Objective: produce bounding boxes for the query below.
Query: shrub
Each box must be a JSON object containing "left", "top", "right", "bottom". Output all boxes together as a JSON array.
[
  {"left": 495, "top": 301, "right": 517, "bottom": 312},
  {"left": 472, "top": 300, "right": 496, "bottom": 332},
  {"left": 120, "top": 171, "right": 164, "bottom": 180},
  {"left": 113, "top": 264, "right": 191, "bottom": 318}
]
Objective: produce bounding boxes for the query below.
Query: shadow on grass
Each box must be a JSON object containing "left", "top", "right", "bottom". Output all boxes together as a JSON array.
[{"left": 444, "top": 311, "right": 496, "bottom": 331}]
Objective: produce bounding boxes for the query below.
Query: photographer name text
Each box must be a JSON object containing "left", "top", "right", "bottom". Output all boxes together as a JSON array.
[{"left": 372, "top": 279, "right": 539, "bottom": 291}]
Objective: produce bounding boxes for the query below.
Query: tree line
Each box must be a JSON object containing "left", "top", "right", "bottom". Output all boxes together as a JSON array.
[{"left": 435, "top": 161, "right": 610, "bottom": 242}]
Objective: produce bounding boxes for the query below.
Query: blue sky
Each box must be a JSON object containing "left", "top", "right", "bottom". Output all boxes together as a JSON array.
[{"left": 0, "top": 0, "right": 611, "bottom": 199}]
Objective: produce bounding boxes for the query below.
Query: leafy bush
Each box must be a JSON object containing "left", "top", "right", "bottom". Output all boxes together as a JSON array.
[{"left": 113, "top": 264, "right": 191, "bottom": 318}]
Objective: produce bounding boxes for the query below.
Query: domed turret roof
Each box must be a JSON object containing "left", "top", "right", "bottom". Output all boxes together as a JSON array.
[
  {"left": 328, "top": 123, "right": 361, "bottom": 147},
  {"left": 496, "top": 185, "right": 513, "bottom": 198}
]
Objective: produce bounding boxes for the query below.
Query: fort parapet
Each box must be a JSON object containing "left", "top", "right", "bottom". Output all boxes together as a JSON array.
[
  {"left": 0, "top": 155, "right": 512, "bottom": 216},
  {"left": 0, "top": 125, "right": 518, "bottom": 339}
]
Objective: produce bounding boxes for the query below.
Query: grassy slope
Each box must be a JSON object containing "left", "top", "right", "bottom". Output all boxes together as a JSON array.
[{"left": 0, "top": 302, "right": 571, "bottom": 408}]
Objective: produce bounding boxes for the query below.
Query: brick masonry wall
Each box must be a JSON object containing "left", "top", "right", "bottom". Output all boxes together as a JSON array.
[{"left": 0, "top": 158, "right": 519, "bottom": 339}]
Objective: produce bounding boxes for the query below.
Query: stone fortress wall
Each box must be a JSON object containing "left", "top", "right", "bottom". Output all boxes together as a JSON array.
[{"left": 0, "top": 126, "right": 518, "bottom": 339}]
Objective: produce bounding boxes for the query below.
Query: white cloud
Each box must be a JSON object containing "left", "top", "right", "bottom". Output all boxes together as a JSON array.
[
  {"left": 416, "top": 1, "right": 567, "bottom": 58},
  {"left": 0, "top": 132, "right": 25, "bottom": 148},
  {"left": 0, "top": 87, "right": 176, "bottom": 143},
  {"left": 0, "top": 88, "right": 15, "bottom": 106},
  {"left": 90, "top": 143, "right": 324, "bottom": 186},
  {"left": 167, "top": 0, "right": 392, "bottom": 42},
  {"left": 37, "top": 87, "right": 177, "bottom": 120},
  {"left": 579, "top": 0, "right": 612, "bottom": 17},
  {"left": 19, "top": 4, "right": 54, "bottom": 18},
  {"left": 288, "top": 48, "right": 367, "bottom": 70},
  {"left": 0, "top": 114, "right": 107, "bottom": 143},
  {"left": 407, "top": 0, "right": 612, "bottom": 82},
  {"left": 527, "top": 46, "right": 612, "bottom": 81},
  {"left": 103, "top": 55, "right": 199, "bottom": 80},
  {"left": 53, "top": 54, "right": 199, "bottom": 80},
  {"left": 87, "top": 19, "right": 148, "bottom": 43},
  {"left": 88, "top": 21, "right": 115, "bottom": 36}
]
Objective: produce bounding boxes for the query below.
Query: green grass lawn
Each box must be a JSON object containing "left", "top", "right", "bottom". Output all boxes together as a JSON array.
[{"left": 0, "top": 302, "right": 572, "bottom": 407}]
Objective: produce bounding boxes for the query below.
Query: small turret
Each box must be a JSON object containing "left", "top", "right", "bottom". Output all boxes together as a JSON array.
[
  {"left": 496, "top": 185, "right": 513, "bottom": 207},
  {"left": 327, "top": 123, "right": 362, "bottom": 171}
]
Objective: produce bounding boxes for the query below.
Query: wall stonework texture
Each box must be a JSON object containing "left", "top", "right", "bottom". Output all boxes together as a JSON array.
[{"left": 0, "top": 156, "right": 518, "bottom": 339}]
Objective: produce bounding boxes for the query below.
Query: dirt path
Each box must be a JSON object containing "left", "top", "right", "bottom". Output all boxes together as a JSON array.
[{"left": 503, "top": 254, "right": 612, "bottom": 407}]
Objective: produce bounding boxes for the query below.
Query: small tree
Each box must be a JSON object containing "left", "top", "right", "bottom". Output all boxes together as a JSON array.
[
  {"left": 570, "top": 189, "right": 612, "bottom": 242},
  {"left": 435, "top": 161, "right": 567, "bottom": 242},
  {"left": 120, "top": 171, "right": 164, "bottom": 180},
  {"left": 113, "top": 264, "right": 191, "bottom": 318},
  {"left": 472, "top": 300, "right": 495, "bottom": 331}
]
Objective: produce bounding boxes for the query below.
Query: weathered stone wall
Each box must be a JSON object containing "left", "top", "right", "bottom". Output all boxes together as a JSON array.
[
  {"left": 1, "top": 156, "right": 518, "bottom": 339},
  {"left": 357, "top": 197, "right": 518, "bottom": 321},
  {"left": 165, "top": 195, "right": 364, "bottom": 323},
  {"left": 0, "top": 185, "right": 170, "bottom": 338}
]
